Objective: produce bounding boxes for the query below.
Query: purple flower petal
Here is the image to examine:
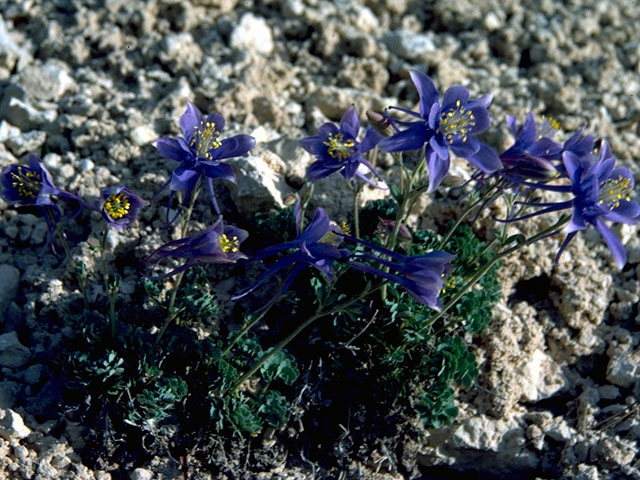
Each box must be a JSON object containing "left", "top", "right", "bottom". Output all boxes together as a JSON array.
[
  {"left": 170, "top": 166, "right": 200, "bottom": 192},
  {"left": 378, "top": 122, "right": 429, "bottom": 153},
  {"left": 200, "top": 161, "right": 236, "bottom": 182},
  {"left": 441, "top": 86, "right": 470, "bottom": 110},
  {"left": 465, "top": 143, "right": 502, "bottom": 173},
  {"left": 360, "top": 127, "right": 383, "bottom": 153},
  {"left": 595, "top": 219, "right": 626, "bottom": 267},
  {"left": 603, "top": 200, "right": 640, "bottom": 224},
  {"left": 450, "top": 136, "right": 481, "bottom": 158},
  {"left": 211, "top": 134, "right": 255, "bottom": 160},
  {"left": 429, "top": 135, "right": 450, "bottom": 161},
  {"left": 467, "top": 92, "right": 493, "bottom": 109},
  {"left": 205, "top": 112, "right": 226, "bottom": 133},
  {"left": 155, "top": 137, "right": 191, "bottom": 162},
  {"left": 179, "top": 102, "right": 203, "bottom": 143},
  {"left": 340, "top": 105, "right": 360, "bottom": 138},
  {"left": 410, "top": 70, "right": 439, "bottom": 117},
  {"left": 427, "top": 150, "right": 450, "bottom": 192}
]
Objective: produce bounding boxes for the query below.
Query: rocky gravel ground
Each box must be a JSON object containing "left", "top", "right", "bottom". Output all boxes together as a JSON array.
[{"left": 1, "top": 0, "right": 640, "bottom": 478}]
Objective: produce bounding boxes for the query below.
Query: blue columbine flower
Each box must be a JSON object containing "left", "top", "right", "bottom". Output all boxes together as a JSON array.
[
  {"left": 499, "top": 140, "right": 640, "bottom": 267},
  {"left": 343, "top": 236, "right": 455, "bottom": 310},
  {"left": 154, "top": 102, "right": 256, "bottom": 220},
  {"left": 299, "top": 105, "right": 384, "bottom": 187},
  {"left": 144, "top": 217, "right": 249, "bottom": 278},
  {"left": 557, "top": 141, "right": 640, "bottom": 267},
  {"left": 499, "top": 113, "right": 596, "bottom": 182},
  {"left": 1, "top": 154, "right": 82, "bottom": 247},
  {"left": 99, "top": 186, "right": 147, "bottom": 231},
  {"left": 499, "top": 113, "right": 563, "bottom": 181},
  {"left": 378, "top": 70, "right": 502, "bottom": 192},
  {"left": 232, "top": 206, "right": 351, "bottom": 301}
]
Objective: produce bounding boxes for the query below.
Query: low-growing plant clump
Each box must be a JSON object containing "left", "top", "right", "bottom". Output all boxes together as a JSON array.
[{"left": 2, "top": 71, "right": 638, "bottom": 477}]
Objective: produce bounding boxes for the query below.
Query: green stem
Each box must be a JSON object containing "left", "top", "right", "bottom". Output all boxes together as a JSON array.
[
  {"left": 352, "top": 181, "right": 362, "bottom": 238},
  {"left": 223, "top": 283, "right": 382, "bottom": 395},
  {"left": 55, "top": 226, "right": 90, "bottom": 309},
  {"left": 154, "top": 183, "right": 201, "bottom": 348},
  {"left": 99, "top": 229, "right": 119, "bottom": 339},
  {"left": 437, "top": 182, "right": 501, "bottom": 250},
  {"left": 426, "top": 214, "right": 571, "bottom": 338},
  {"left": 222, "top": 301, "right": 276, "bottom": 356}
]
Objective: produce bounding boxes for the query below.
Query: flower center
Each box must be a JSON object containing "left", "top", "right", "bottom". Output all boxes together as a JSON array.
[
  {"left": 190, "top": 121, "right": 222, "bottom": 159},
  {"left": 104, "top": 193, "right": 131, "bottom": 219},
  {"left": 439, "top": 100, "right": 476, "bottom": 144},
  {"left": 219, "top": 234, "right": 239, "bottom": 253},
  {"left": 536, "top": 115, "right": 560, "bottom": 140},
  {"left": 10, "top": 166, "right": 42, "bottom": 199},
  {"left": 323, "top": 133, "right": 355, "bottom": 161},
  {"left": 598, "top": 175, "right": 632, "bottom": 210}
]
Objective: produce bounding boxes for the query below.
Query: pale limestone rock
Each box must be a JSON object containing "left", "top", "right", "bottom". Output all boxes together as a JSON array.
[
  {"left": 230, "top": 14, "right": 274, "bottom": 56},
  {"left": 229, "top": 154, "right": 288, "bottom": 214},
  {"left": 0, "top": 409, "right": 31, "bottom": 440}
]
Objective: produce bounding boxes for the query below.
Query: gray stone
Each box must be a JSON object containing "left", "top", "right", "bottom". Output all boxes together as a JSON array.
[
  {"left": 0, "top": 120, "right": 20, "bottom": 142},
  {"left": 129, "top": 125, "right": 157, "bottom": 147},
  {"left": 23, "top": 364, "right": 44, "bottom": 386},
  {"left": 230, "top": 13, "right": 274, "bottom": 55},
  {"left": 0, "top": 264, "right": 19, "bottom": 324},
  {"left": 546, "top": 420, "right": 574, "bottom": 442},
  {"left": 0, "top": 331, "right": 30, "bottom": 368},
  {"left": 18, "top": 62, "right": 76, "bottom": 102},
  {"left": 79, "top": 158, "right": 94, "bottom": 172},
  {"left": 129, "top": 468, "right": 153, "bottom": 480},
  {"left": 229, "top": 154, "right": 289, "bottom": 214},
  {"left": 0, "top": 408, "right": 31, "bottom": 440},
  {"left": 6, "top": 130, "right": 47, "bottom": 156},
  {"left": 0, "top": 17, "right": 26, "bottom": 74},
  {"left": 0, "top": 380, "right": 21, "bottom": 409},
  {"left": 0, "top": 87, "right": 57, "bottom": 130},
  {"left": 606, "top": 343, "right": 640, "bottom": 388},
  {"left": 380, "top": 31, "right": 436, "bottom": 60}
]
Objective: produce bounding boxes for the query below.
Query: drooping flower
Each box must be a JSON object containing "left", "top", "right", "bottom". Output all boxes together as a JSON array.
[
  {"left": 497, "top": 140, "right": 640, "bottom": 267},
  {"left": 557, "top": 141, "right": 640, "bottom": 267},
  {"left": 343, "top": 235, "right": 455, "bottom": 310},
  {"left": 154, "top": 102, "right": 256, "bottom": 220},
  {"left": 99, "top": 186, "right": 147, "bottom": 231},
  {"left": 499, "top": 113, "right": 563, "bottom": 181},
  {"left": 378, "top": 70, "right": 502, "bottom": 192},
  {"left": 299, "top": 105, "right": 384, "bottom": 187},
  {"left": 1, "top": 154, "right": 82, "bottom": 247},
  {"left": 232, "top": 206, "right": 351, "bottom": 301},
  {"left": 144, "top": 217, "right": 249, "bottom": 278}
]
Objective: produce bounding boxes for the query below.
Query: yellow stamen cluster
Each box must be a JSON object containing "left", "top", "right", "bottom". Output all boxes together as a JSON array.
[
  {"left": 598, "top": 175, "right": 632, "bottom": 210},
  {"left": 219, "top": 234, "right": 239, "bottom": 253},
  {"left": 10, "top": 167, "right": 42, "bottom": 199},
  {"left": 323, "top": 133, "right": 355, "bottom": 161},
  {"left": 441, "top": 275, "right": 457, "bottom": 294},
  {"left": 438, "top": 100, "right": 476, "bottom": 144},
  {"left": 340, "top": 221, "right": 351, "bottom": 235},
  {"left": 190, "top": 121, "right": 222, "bottom": 159},
  {"left": 536, "top": 115, "right": 560, "bottom": 140},
  {"left": 104, "top": 192, "right": 131, "bottom": 219}
]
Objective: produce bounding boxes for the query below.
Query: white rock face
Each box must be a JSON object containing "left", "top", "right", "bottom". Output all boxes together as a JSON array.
[
  {"left": 18, "top": 62, "right": 76, "bottom": 102},
  {"left": 606, "top": 342, "right": 640, "bottom": 388},
  {"left": 515, "top": 349, "right": 566, "bottom": 402},
  {"left": 0, "top": 408, "right": 31, "bottom": 440},
  {"left": 230, "top": 14, "right": 274, "bottom": 55},
  {"left": 228, "top": 154, "right": 288, "bottom": 214},
  {"left": 380, "top": 31, "right": 436, "bottom": 60}
]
